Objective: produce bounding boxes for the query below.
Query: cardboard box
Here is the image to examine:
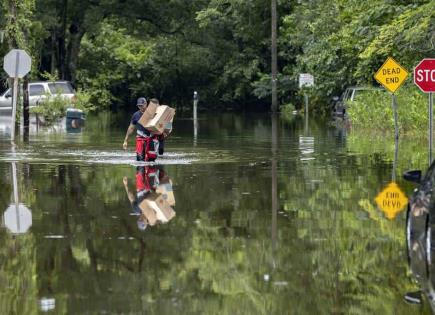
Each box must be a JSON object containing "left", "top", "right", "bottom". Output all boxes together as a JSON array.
[
  {"left": 145, "top": 192, "right": 176, "bottom": 223},
  {"left": 145, "top": 105, "right": 175, "bottom": 135},
  {"left": 139, "top": 192, "right": 175, "bottom": 225},
  {"left": 163, "top": 117, "right": 174, "bottom": 135},
  {"left": 139, "top": 200, "right": 158, "bottom": 226},
  {"left": 156, "top": 179, "right": 175, "bottom": 206},
  {"left": 138, "top": 101, "right": 158, "bottom": 127}
]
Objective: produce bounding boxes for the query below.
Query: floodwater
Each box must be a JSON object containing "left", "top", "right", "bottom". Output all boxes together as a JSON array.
[{"left": 0, "top": 111, "right": 432, "bottom": 314}]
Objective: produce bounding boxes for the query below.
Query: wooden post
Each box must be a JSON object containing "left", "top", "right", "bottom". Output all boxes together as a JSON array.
[
  {"left": 193, "top": 91, "right": 198, "bottom": 146},
  {"left": 271, "top": 0, "right": 278, "bottom": 113},
  {"left": 271, "top": 113, "right": 278, "bottom": 268}
]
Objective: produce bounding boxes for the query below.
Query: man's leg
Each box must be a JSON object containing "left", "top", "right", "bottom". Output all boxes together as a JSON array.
[
  {"left": 159, "top": 138, "right": 165, "bottom": 155},
  {"left": 145, "top": 136, "right": 159, "bottom": 162},
  {"left": 136, "top": 137, "right": 145, "bottom": 161},
  {"left": 136, "top": 166, "right": 146, "bottom": 192}
]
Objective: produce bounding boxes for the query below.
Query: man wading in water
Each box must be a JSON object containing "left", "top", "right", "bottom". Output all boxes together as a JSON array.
[{"left": 123, "top": 97, "right": 160, "bottom": 162}]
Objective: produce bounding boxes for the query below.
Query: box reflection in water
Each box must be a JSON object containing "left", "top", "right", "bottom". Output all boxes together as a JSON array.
[{"left": 123, "top": 166, "right": 175, "bottom": 231}]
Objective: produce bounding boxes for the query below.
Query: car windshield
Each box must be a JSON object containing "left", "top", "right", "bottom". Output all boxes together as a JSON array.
[{"left": 48, "top": 82, "right": 74, "bottom": 94}]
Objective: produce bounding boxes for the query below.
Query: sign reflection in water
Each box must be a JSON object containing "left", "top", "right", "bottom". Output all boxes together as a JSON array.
[
  {"left": 2, "top": 162, "right": 32, "bottom": 234},
  {"left": 375, "top": 182, "right": 408, "bottom": 220},
  {"left": 374, "top": 129, "right": 408, "bottom": 220}
]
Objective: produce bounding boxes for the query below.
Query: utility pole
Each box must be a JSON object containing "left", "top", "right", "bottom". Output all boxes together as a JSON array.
[{"left": 271, "top": 0, "right": 278, "bottom": 113}]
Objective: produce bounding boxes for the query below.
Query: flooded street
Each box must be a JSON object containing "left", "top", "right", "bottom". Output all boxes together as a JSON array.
[{"left": 0, "top": 112, "right": 431, "bottom": 314}]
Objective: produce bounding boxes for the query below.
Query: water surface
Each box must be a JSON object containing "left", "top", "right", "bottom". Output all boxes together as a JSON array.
[{"left": 0, "top": 112, "right": 430, "bottom": 314}]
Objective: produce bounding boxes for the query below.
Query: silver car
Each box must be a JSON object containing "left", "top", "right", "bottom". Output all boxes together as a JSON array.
[{"left": 0, "top": 80, "right": 76, "bottom": 110}]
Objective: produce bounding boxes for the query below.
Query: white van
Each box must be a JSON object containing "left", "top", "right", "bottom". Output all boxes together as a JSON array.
[{"left": 0, "top": 81, "right": 76, "bottom": 110}]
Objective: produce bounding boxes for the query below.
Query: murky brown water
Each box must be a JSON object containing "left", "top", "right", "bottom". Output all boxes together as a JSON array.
[{"left": 0, "top": 111, "right": 431, "bottom": 314}]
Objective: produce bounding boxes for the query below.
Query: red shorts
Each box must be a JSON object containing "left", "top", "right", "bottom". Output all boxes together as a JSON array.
[
  {"left": 135, "top": 166, "right": 159, "bottom": 192},
  {"left": 136, "top": 136, "right": 159, "bottom": 162}
]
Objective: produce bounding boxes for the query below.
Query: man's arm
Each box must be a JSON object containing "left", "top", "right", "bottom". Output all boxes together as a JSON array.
[
  {"left": 123, "top": 123, "right": 136, "bottom": 150},
  {"left": 123, "top": 177, "right": 136, "bottom": 202}
]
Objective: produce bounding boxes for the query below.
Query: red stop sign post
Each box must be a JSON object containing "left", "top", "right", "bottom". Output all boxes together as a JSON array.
[{"left": 414, "top": 58, "right": 435, "bottom": 164}]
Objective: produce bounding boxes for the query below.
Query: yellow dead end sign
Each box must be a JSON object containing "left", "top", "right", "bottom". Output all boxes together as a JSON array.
[
  {"left": 375, "top": 182, "right": 408, "bottom": 219},
  {"left": 374, "top": 57, "right": 409, "bottom": 93}
]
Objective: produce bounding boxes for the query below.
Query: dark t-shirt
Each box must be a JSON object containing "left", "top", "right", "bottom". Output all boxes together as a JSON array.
[{"left": 131, "top": 110, "right": 150, "bottom": 137}]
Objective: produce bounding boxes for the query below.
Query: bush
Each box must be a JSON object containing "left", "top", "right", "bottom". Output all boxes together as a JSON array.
[
  {"left": 30, "top": 93, "right": 69, "bottom": 125},
  {"left": 347, "top": 85, "right": 427, "bottom": 134},
  {"left": 280, "top": 102, "right": 295, "bottom": 114},
  {"left": 280, "top": 103, "right": 296, "bottom": 123},
  {"left": 74, "top": 89, "right": 96, "bottom": 113}
]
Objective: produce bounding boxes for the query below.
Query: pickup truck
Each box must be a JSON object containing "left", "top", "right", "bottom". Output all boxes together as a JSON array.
[{"left": 0, "top": 80, "right": 76, "bottom": 110}]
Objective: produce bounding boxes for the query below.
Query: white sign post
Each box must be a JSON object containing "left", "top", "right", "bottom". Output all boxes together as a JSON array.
[
  {"left": 299, "top": 73, "right": 314, "bottom": 131},
  {"left": 299, "top": 73, "right": 314, "bottom": 89},
  {"left": 3, "top": 49, "right": 31, "bottom": 142},
  {"left": 193, "top": 91, "right": 198, "bottom": 146}
]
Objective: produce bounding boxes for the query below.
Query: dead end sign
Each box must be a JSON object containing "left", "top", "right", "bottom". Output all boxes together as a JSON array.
[{"left": 374, "top": 57, "right": 409, "bottom": 93}]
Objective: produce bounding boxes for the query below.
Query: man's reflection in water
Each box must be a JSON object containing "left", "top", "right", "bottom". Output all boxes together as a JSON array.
[{"left": 123, "top": 166, "right": 175, "bottom": 231}]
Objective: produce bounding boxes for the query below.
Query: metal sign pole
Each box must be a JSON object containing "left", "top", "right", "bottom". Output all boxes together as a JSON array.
[
  {"left": 11, "top": 50, "right": 21, "bottom": 142},
  {"left": 11, "top": 77, "right": 19, "bottom": 142},
  {"left": 4, "top": 49, "right": 32, "bottom": 142},
  {"left": 430, "top": 92, "right": 433, "bottom": 165},
  {"left": 304, "top": 93, "right": 308, "bottom": 116},
  {"left": 12, "top": 162, "right": 20, "bottom": 232},
  {"left": 392, "top": 94, "right": 399, "bottom": 182},
  {"left": 304, "top": 94, "right": 309, "bottom": 136},
  {"left": 393, "top": 130, "right": 398, "bottom": 183},
  {"left": 392, "top": 94, "right": 399, "bottom": 141}
]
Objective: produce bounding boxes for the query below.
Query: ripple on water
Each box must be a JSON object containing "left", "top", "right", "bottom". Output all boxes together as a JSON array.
[{"left": 0, "top": 148, "right": 241, "bottom": 165}]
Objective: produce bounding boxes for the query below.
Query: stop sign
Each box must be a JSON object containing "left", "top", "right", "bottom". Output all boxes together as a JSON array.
[
  {"left": 414, "top": 58, "right": 435, "bottom": 93},
  {"left": 3, "top": 49, "right": 31, "bottom": 78},
  {"left": 4, "top": 203, "right": 32, "bottom": 234}
]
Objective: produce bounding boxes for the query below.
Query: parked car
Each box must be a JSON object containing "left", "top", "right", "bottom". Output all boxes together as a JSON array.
[
  {"left": 404, "top": 164, "right": 435, "bottom": 309},
  {"left": 403, "top": 163, "right": 435, "bottom": 221},
  {"left": 331, "top": 86, "right": 381, "bottom": 118},
  {"left": 0, "top": 80, "right": 76, "bottom": 110}
]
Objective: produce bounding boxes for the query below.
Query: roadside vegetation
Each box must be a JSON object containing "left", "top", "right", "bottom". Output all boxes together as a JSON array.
[
  {"left": 29, "top": 89, "right": 92, "bottom": 125},
  {"left": 0, "top": 0, "right": 433, "bottom": 112},
  {"left": 347, "top": 85, "right": 428, "bottom": 134}
]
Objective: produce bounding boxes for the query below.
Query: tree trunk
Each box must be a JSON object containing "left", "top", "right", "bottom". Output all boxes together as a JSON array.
[
  {"left": 271, "top": 0, "right": 278, "bottom": 113},
  {"left": 65, "top": 21, "right": 85, "bottom": 84},
  {"left": 51, "top": 30, "right": 57, "bottom": 75},
  {"left": 57, "top": 0, "right": 68, "bottom": 79},
  {"left": 6, "top": 0, "right": 18, "bottom": 49}
]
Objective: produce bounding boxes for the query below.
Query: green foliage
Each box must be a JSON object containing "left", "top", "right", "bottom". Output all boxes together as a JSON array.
[
  {"left": 280, "top": 0, "right": 434, "bottom": 109},
  {"left": 358, "top": 2, "right": 435, "bottom": 80},
  {"left": 280, "top": 102, "right": 295, "bottom": 114},
  {"left": 1, "top": 0, "right": 36, "bottom": 49},
  {"left": 347, "top": 85, "right": 427, "bottom": 134},
  {"left": 30, "top": 92, "right": 69, "bottom": 124},
  {"left": 40, "top": 70, "right": 59, "bottom": 82},
  {"left": 76, "top": 21, "right": 154, "bottom": 109},
  {"left": 279, "top": 103, "right": 296, "bottom": 123},
  {"left": 74, "top": 89, "right": 96, "bottom": 113},
  {"left": 1, "top": 0, "right": 432, "bottom": 111}
]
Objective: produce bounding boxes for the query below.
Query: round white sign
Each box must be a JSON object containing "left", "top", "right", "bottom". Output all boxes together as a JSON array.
[{"left": 4, "top": 203, "right": 32, "bottom": 234}]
